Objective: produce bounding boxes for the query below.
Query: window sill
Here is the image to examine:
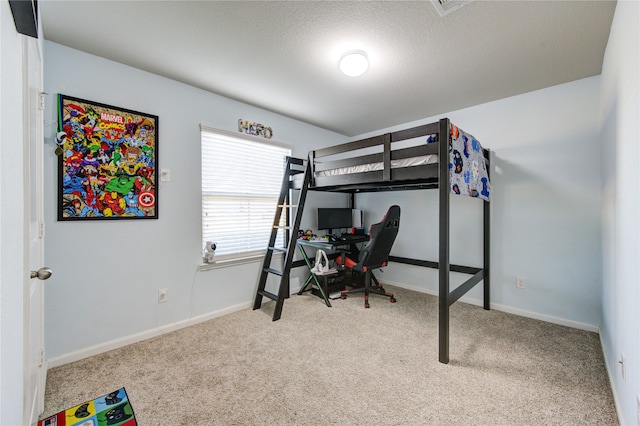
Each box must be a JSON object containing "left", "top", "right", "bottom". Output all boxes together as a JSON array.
[{"left": 199, "top": 252, "right": 283, "bottom": 271}]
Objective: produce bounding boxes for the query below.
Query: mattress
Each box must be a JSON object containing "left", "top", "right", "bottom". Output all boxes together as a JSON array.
[{"left": 315, "top": 154, "right": 438, "bottom": 177}]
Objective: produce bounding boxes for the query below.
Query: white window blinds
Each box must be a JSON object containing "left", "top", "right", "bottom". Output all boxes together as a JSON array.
[{"left": 201, "top": 126, "right": 291, "bottom": 261}]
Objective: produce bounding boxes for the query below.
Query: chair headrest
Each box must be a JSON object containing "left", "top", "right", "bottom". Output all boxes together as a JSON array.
[{"left": 358, "top": 205, "right": 400, "bottom": 268}]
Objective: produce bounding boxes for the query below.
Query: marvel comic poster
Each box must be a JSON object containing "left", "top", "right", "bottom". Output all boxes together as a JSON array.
[{"left": 57, "top": 95, "right": 158, "bottom": 220}]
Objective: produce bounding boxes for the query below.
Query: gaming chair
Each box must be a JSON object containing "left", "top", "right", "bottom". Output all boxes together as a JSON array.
[{"left": 337, "top": 205, "right": 400, "bottom": 308}]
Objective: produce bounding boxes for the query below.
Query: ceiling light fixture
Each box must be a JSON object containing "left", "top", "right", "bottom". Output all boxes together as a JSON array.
[{"left": 339, "top": 51, "right": 369, "bottom": 77}]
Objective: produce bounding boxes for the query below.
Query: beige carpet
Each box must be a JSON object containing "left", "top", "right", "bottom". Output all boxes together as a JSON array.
[{"left": 41, "top": 285, "right": 618, "bottom": 425}]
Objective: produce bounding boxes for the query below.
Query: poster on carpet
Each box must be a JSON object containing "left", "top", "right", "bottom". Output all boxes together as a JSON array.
[{"left": 38, "top": 387, "right": 137, "bottom": 426}]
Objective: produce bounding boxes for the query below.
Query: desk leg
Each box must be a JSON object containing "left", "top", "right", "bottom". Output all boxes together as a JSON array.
[
  {"left": 296, "top": 245, "right": 331, "bottom": 307},
  {"left": 298, "top": 274, "right": 314, "bottom": 294}
]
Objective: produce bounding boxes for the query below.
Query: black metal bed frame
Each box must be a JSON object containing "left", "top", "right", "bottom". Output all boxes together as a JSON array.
[{"left": 293, "top": 117, "right": 490, "bottom": 364}]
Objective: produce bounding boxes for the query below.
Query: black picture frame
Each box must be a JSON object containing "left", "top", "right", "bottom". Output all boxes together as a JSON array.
[{"left": 56, "top": 94, "right": 159, "bottom": 220}]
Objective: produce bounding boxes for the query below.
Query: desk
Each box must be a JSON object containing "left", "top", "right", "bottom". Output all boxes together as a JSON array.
[{"left": 296, "top": 236, "right": 369, "bottom": 306}]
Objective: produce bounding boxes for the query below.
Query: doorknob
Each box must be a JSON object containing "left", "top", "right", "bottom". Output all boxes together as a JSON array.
[{"left": 30, "top": 267, "right": 52, "bottom": 280}]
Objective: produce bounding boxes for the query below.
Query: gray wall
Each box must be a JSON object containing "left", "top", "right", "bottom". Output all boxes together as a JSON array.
[
  {"left": 599, "top": 1, "right": 640, "bottom": 424},
  {"left": 45, "top": 40, "right": 605, "bottom": 363},
  {"left": 353, "top": 76, "right": 603, "bottom": 330},
  {"left": 43, "top": 41, "right": 348, "bottom": 362},
  {"left": 43, "top": 25, "right": 636, "bottom": 425}
]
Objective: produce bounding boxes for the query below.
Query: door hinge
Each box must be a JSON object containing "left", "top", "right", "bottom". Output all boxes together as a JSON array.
[
  {"left": 38, "top": 92, "right": 46, "bottom": 111},
  {"left": 39, "top": 221, "right": 45, "bottom": 239},
  {"left": 39, "top": 349, "right": 45, "bottom": 366}
]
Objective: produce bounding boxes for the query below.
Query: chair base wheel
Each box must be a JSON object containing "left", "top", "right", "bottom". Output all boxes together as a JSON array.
[{"left": 340, "top": 288, "right": 396, "bottom": 307}]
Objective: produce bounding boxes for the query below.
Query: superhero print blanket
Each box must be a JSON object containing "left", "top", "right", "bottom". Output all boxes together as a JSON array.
[{"left": 447, "top": 123, "right": 491, "bottom": 201}]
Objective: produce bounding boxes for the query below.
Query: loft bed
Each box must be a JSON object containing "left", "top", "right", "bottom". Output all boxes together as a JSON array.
[{"left": 292, "top": 117, "right": 490, "bottom": 364}]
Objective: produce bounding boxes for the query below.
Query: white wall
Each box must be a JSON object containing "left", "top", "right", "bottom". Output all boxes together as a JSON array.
[
  {"left": 44, "top": 38, "right": 608, "bottom": 365},
  {"left": 0, "top": 2, "right": 27, "bottom": 424},
  {"left": 354, "top": 76, "right": 603, "bottom": 331},
  {"left": 599, "top": 1, "right": 640, "bottom": 424},
  {"left": 44, "top": 30, "right": 635, "bottom": 418},
  {"left": 43, "top": 42, "right": 348, "bottom": 363}
]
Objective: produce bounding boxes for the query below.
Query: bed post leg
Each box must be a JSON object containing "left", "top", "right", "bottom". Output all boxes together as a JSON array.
[
  {"left": 483, "top": 185, "right": 490, "bottom": 311},
  {"left": 438, "top": 118, "right": 450, "bottom": 364}
]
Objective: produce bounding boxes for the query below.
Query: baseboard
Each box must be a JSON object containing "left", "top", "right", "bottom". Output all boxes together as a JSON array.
[
  {"left": 381, "top": 279, "right": 600, "bottom": 333},
  {"left": 47, "top": 301, "right": 253, "bottom": 368},
  {"left": 47, "top": 281, "right": 599, "bottom": 368},
  {"left": 599, "top": 332, "right": 624, "bottom": 424}
]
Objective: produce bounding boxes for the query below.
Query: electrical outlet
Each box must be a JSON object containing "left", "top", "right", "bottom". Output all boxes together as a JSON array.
[
  {"left": 158, "top": 288, "right": 168, "bottom": 303},
  {"left": 619, "top": 352, "right": 626, "bottom": 381},
  {"left": 160, "top": 169, "right": 170, "bottom": 182},
  {"left": 516, "top": 276, "right": 526, "bottom": 289}
]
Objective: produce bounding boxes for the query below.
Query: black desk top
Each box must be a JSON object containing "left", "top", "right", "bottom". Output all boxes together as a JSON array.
[{"left": 297, "top": 234, "right": 369, "bottom": 249}]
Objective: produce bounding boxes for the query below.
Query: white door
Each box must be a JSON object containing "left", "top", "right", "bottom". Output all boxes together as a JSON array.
[{"left": 24, "top": 35, "right": 48, "bottom": 425}]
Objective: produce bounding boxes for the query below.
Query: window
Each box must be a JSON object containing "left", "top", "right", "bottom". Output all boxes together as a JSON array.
[{"left": 201, "top": 125, "right": 291, "bottom": 264}]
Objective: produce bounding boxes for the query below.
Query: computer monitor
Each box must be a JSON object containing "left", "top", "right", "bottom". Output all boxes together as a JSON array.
[{"left": 317, "top": 208, "right": 353, "bottom": 234}]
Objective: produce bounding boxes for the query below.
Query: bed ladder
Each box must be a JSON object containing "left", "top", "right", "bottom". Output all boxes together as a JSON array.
[{"left": 253, "top": 156, "right": 312, "bottom": 321}]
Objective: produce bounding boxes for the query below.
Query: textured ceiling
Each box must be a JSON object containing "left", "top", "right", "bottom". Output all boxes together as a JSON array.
[{"left": 40, "top": 0, "right": 617, "bottom": 136}]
